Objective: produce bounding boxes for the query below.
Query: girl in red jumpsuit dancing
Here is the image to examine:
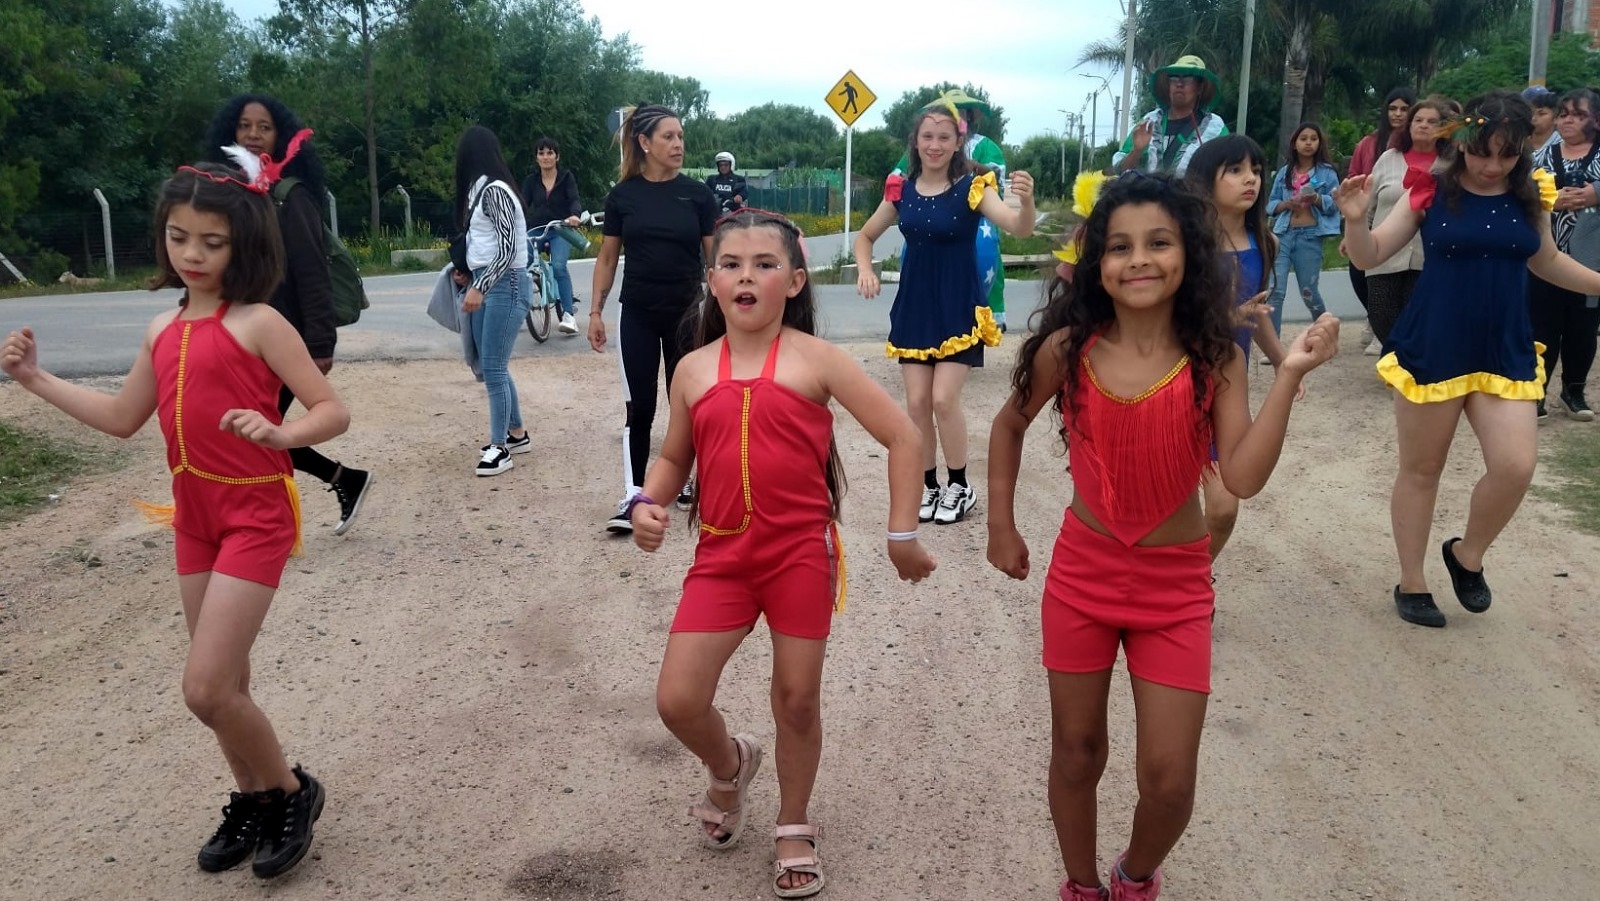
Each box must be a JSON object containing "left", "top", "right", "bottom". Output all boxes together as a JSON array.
[
  {"left": 630, "top": 209, "right": 936, "bottom": 898},
  {"left": 2, "top": 160, "right": 348, "bottom": 880},
  {"left": 987, "top": 174, "right": 1339, "bottom": 900}
]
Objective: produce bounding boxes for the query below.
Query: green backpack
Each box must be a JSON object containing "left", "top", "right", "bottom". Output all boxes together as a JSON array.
[{"left": 271, "top": 178, "right": 370, "bottom": 327}]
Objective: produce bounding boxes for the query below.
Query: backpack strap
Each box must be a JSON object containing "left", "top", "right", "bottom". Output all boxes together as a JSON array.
[{"left": 271, "top": 176, "right": 302, "bottom": 206}]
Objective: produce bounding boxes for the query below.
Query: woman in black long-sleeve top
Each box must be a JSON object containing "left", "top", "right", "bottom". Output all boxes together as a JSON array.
[
  {"left": 521, "top": 136, "right": 584, "bottom": 335},
  {"left": 206, "top": 94, "right": 374, "bottom": 534}
]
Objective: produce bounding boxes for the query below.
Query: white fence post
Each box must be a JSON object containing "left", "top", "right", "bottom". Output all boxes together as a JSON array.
[
  {"left": 327, "top": 190, "right": 340, "bottom": 239},
  {"left": 92, "top": 188, "right": 114, "bottom": 279},
  {"left": 394, "top": 186, "right": 412, "bottom": 237}
]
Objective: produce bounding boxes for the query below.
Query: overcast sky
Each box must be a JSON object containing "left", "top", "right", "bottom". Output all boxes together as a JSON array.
[{"left": 218, "top": 0, "right": 1132, "bottom": 144}]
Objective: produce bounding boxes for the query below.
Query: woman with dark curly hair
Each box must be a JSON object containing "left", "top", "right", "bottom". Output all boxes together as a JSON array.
[
  {"left": 986, "top": 172, "right": 1338, "bottom": 900},
  {"left": 205, "top": 94, "right": 373, "bottom": 534}
]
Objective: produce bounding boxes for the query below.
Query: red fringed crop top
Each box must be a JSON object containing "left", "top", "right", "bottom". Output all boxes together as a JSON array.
[{"left": 1066, "top": 334, "right": 1214, "bottom": 547}]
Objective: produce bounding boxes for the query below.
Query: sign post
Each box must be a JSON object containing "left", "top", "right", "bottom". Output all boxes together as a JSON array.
[{"left": 825, "top": 70, "right": 877, "bottom": 253}]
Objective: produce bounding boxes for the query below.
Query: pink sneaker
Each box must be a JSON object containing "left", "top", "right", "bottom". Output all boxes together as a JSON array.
[
  {"left": 1108, "top": 853, "right": 1162, "bottom": 900},
  {"left": 1060, "top": 879, "right": 1108, "bottom": 900}
]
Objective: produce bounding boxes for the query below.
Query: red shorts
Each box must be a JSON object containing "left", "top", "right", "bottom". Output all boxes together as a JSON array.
[
  {"left": 172, "top": 476, "right": 298, "bottom": 589},
  {"left": 671, "top": 523, "right": 841, "bottom": 640},
  {"left": 1041, "top": 509, "right": 1214, "bottom": 693}
]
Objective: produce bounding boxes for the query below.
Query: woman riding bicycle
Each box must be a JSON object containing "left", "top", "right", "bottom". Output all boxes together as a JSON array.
[{"left": 521, "top": 136, "right": 583, "bottom": 335}]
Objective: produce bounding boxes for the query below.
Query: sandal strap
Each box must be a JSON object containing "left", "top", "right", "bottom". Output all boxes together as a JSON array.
[
  {"left": 773, "top": 823, "right": 821, "bottom": 842},
  {"left": 775, "top": 856, "right": 821, "bottom": 872},
  {"left": 690, "top": 799, "right": 738, "bottom": 825}
]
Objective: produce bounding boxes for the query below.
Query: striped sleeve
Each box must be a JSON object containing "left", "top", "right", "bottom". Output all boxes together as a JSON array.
[{"left": 471, "top": 184, "right": 519, "bottom": 293}]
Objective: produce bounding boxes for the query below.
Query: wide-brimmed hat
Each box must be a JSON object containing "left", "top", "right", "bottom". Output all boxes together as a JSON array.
[
  {"left": 1151, "top": 55, "right": 1220, "bottom": 113},
  {"left": 921, "top": 88, "right": 995, "bottom": 127}
]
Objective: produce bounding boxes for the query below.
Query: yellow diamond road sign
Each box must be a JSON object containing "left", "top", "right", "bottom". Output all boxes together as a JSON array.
[{"left": 826, "top": 71, "right": 876, "bottom": 128}]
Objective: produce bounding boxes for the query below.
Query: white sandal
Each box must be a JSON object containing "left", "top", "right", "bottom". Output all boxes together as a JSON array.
[
  {"left": 772, "top": 823, "right": 825, "bottom": 898},
  {"left": 688, "top": 733, "right": 762, "bottom": 850}
]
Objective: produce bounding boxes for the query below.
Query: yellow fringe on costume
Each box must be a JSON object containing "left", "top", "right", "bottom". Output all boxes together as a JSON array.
[
  {"left": 132, "top": 476, "right": 304, "bottom": 558},
  {"left": 1534, "top": 169, "right": 1558, "bottom": 212},
  {"left": 827, "top": 521, "right": 848, "bottom": 613},
  {"left": 886, "top": 307, "right": 1004, "bottom": 360},
  {"left": 1376, "top": 345, "right": 1547, "bottom": 403},
  {"left": 967, "top": 171, "right": 999, "bottom": 210}
]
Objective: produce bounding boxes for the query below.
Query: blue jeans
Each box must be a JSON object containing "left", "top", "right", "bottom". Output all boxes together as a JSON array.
[
  {"left": 539, "top": 237, "right": 575, "bottom": 316},
  {"left": 1268, "top": 225, "right": 1328, "bottom": 334},
  {"left": 468, "top": 267, "right": 530, "bottom": 446}
]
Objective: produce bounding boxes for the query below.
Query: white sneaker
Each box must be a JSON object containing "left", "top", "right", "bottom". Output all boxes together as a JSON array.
[
  {"left": 606, "top": 497, "right": 633, "bottom": 534},
  {"left": 476, "top": 445, "right": 513, "bottom": 476},
  {"left": 918, "top": 485, "right": 940, "bottom": 523},
  {"left": 1364, "top": 337, "right": 1383, "bottom": 356},
  {"left": 1357, "top": 323, "right": 1374, "bottom": 346},
  {"left": 932, "top": 482, "right": 977, "bottom": 524},
  {"left": 558, "top": 311, "right": 578, "bottom": 334}
]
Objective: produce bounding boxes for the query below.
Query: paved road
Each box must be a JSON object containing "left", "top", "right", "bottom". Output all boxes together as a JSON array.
[{"left": 0, "top": 229, "right": 1364, "bottom": 379}]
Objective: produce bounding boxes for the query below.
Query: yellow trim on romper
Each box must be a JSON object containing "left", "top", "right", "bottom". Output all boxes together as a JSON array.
[
  {"left": 134, "top": 321, "right": 304, "bottom": 557},
  {"left": 828, "top": 521, "right": 847, "bottom": 613},
  {"left": 1375, "top": 343, "right": 1547, "bottom": 404},
  {"left": 700, "top": 386, "right": 755, "bottom": 536},
  {"left": 886, "top": 306, "right": 1003, "bottom": 361}
]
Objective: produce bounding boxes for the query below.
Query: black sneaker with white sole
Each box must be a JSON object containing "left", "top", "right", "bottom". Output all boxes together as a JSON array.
[
  {"left": 1560, "top": 387, "right": 1595, "bottom": 422},
  {"left": 252, "top": 767, "right": 324, "bottom": 879},
  {"left": 328, "top": 467, "right": 372, "bottom": 536},
  {"left": 1537, "top": 399, "right": 1549, "bottom": 422},
  {"left": 606, "top": 497, "right": 634, "bottom": 534},
  {"left": 505, "top": 432, "right": 533, "bottom": 454},
  {"left": 676, "top": 477, "right": 695, "bottom": 511},
  {"left": 197, "top": 791, "right": 263, "bottom": 872},
  {"left": 476, "top": 445, "right": 513, "bottom": 476},
  {"left": 918, "top": 485, "right": 940, "bottom": 523},
  {"left": 933, "top": 482, "right": 977, "bottom": 525}
]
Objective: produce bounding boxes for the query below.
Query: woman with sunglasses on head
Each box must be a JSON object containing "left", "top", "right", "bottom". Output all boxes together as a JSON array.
[
  {"left": 1529, "top": 88, "right": 1600, "bottom": 421},
  {"left": 588, "top": 105, "right": 719, "bottom": 533},
  {"left": 1337, "top": 91, "right": 1600, "bottom": 629}
]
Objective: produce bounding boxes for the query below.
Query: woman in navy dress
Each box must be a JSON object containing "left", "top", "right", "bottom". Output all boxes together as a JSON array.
[
  {"left": 1337, "top": 91, "right": 1600, "bottom": 628},
  {"left": 852, "top": 100, "right": 1035, "bottom": 525}
]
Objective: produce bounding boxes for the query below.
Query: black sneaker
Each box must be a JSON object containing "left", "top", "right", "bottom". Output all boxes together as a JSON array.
[
  {"left": 1537, "top": 399, "right": 1549, "bottom": 422},
  {"left": 505, "top": 431, "right": 533, "bottom": 454},
  {"left": 676, "top": 477, "right": 695, "bottom": 511},
  {"left": 606, "top": 497, "right": 634, "bottom": 534},
  {"left": 1441, "top": 537, "right": 1491, "bottom": 613},
  {"left": 476, "top": 445, "right": 513, "bottom": 477},
  {"left": 1560, "top": 386, "right": 1595, "bottom": 422},
  {"left": 252, "top": 767, "right": 325, "bottom": 879},
  {"left": 197, "top": 791, "right": 263, "bottom": 872},
  {"left": 328, "top": 467, "right": 372, "bottom": 536},
  {"left": 1393, "top": 586, "right": 1447, "bottom": 628}
]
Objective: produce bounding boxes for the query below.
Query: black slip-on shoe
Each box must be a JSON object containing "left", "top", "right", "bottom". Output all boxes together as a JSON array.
[
  {"left": 1394, "top": 586, "right": 1447, "bottom": 628},
  {"left": 1442, "top": 537, "right": 1492, "bottom": 613}
]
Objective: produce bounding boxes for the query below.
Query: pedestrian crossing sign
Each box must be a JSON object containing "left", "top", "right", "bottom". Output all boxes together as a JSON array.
[{"left": 826, "top": 71, "right": 876, "bottom": 128}]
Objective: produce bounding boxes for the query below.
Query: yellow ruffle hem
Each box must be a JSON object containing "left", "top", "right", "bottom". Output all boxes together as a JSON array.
[
  {"left": 1376, "top": 344, "right": 1547, "bottom": 403},
  {"left": 967, "top": 171, "right": 999, "bottom": 210},
  {"left": 886, "top": 306, "right": 1003, "bottom": 360}
]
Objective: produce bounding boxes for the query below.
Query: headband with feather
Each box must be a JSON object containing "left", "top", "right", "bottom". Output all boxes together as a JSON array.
[{"left": 180, "top": 128, "right": 315, "bottom": 194}]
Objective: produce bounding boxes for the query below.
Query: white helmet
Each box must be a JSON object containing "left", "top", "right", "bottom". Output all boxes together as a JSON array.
[{"left": 714, "top": 151, "right": 735, "bottom": 167}]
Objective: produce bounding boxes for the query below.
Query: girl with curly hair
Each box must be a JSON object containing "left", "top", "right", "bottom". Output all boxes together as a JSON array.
[{"left": 986, "top": 172, "right": 1339, "bottom": 900}]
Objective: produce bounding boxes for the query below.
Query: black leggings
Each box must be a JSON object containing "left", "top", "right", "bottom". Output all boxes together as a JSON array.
[
  {"left": 1529, "top": 275, "right": 1600, "bottom": 391},
  {"left": 1365, "top": 270, "right": 1421, "bottom": 343},
  {"left": 278, "top": 385, "right": 341, "bottom": 483},
  {"left": 1348, "top": 262, "right": 1369, "bottom": 310},
  {"left": 618, "top": 303, "right": 692, "bottom": 489}
]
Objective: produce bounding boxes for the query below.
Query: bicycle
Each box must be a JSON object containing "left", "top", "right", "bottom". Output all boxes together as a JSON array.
[{"left": 524, "top": 212, "right": 599, "bottom": 342}]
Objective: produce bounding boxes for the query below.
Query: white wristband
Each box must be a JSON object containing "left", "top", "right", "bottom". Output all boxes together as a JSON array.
[{"left": 886, "top": 529, "right": 919, "bottom": 542}]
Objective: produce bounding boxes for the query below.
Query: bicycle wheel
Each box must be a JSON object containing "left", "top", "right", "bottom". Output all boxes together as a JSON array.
[{"left": 526, "top": 303, "right": 551, "bottom": 342}]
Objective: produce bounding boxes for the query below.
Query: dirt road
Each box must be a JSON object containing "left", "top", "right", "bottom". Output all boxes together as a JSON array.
[{"left": 1, "top": 334, "right": 1597, "bottom": 900}]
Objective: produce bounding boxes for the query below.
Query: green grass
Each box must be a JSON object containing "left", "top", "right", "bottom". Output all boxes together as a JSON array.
[
  {"left": 1534, "top": 428, "right": 1600, "bottom": 535},
  {"left": 0, "top": 421, "right": 85, "bottom": 519},
  {"left": 0, "top": 269, "right": 160, "bottom": 299}
]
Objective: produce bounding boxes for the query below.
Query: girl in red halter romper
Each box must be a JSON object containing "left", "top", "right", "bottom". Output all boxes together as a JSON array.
[
  {"left": 2, "top": 161, "right": 348, "bottom": 880},
  {"left": 986, "top": 174, "right": 1339, "bottom": 901},
  {"left": 630, "top": 209, "right": 935, "bottom": 898}
]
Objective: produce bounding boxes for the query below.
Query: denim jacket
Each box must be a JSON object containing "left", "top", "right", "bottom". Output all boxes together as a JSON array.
[{"left": 1268, "top": 162, "right": 1342, "bottom": 237}]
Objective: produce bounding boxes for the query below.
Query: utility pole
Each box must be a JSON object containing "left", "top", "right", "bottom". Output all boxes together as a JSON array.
[
  {"left": 1120, "top": 0, "right": 1136, "bottom": 138},
  {"left": 1237, "top": 0, "right": 1257, "bottom": 132},
  {"left": 1530, "top": 0, "right": 1553, "bottom": 86}
]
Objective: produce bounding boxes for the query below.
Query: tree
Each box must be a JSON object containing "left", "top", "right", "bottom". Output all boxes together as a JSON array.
[
  {"left": 881, "top": 82, "right": 1009, "bottom": 145},
  {"left": 721, "top": 103, "right": 838, "bottom": 169},
  {"left": 1428, "top": 31, "right": 1600, "bottom": 100}
]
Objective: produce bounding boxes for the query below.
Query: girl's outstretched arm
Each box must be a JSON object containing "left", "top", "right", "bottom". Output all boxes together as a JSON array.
[
  {"left": 817, "top": 341, "right": 934, "bottom": 582},
  {"left": 986, "top": 330, "right": 1070, "bottom": 580},
  {"left": 633, "top": 369, "right": 699, "bottom": 552},
  {"left": 235, "top": 307, "right": 349, "bottom": 450},
  {"left": 1528, "top": 213, "right": 1600, "bottom": 295},
  {"left": 853, "top": 200, "right": 899, "bottom": 300},
  {"left": 975, "top": 171, "right": 1036, "bottom": 236},
  {"left": 1214, "top": 315, "right": 1340, "bottom": 498},
  {"left": 1, "top": 322, "right": 160, "bottom": 438}
]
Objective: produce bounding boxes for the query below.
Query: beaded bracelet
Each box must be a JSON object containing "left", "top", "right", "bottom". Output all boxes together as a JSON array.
[{"left": 886, "top": 529, "right": 920, "bottom": 542}]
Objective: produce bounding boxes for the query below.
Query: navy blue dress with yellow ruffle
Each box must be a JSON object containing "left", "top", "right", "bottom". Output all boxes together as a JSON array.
[
  {"left": 887, "top": 171, "right": 1002, "bottom": 362},
  {"left": 1378, "top": 176, "right": 1546, "bottom": 402}
]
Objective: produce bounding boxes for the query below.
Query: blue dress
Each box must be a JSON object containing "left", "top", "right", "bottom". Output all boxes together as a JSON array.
[
  {"left": 1378, "top": 178, "right": 1545, "bottom": 402},
  {"left": 887, "top": 172, "right": 1002, "bottom": 362},
  {"left": 1228, "top": 236, "right": 1265, "bottom": 361}
]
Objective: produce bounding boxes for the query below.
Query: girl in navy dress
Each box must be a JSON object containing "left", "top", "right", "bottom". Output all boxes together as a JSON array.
[
  {"left": 852, "top": 99, "right": 1036, "bottom": 526},
  {"left": 1337, "top": 91, "right": 1600, "bottom": 628}
]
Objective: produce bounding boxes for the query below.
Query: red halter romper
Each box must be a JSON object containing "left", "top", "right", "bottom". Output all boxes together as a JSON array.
[
  {"left": 150, "top": 302, "right": 299, "bottom": 588},
  {"left": 1040, "top": 333, "right": 1218, "bottom": 693},
  {"left": 671, "top": 334, "right": 844, "bottom": 640}
]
